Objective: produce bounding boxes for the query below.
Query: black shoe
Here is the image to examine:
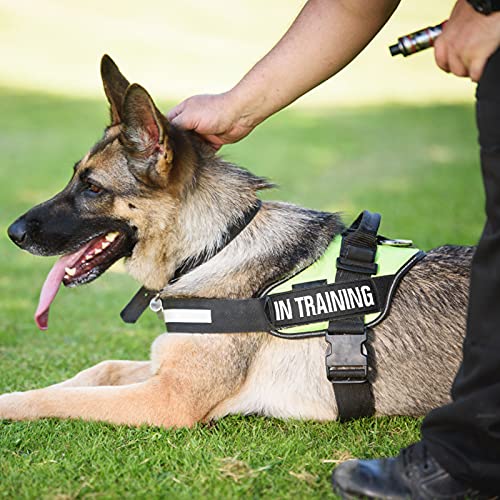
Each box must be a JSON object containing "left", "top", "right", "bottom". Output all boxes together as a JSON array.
[{"left": 331, "top": 441, "right": 494, "bottom": 500}]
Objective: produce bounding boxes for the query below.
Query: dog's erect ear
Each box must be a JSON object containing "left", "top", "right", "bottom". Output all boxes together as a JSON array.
[
  {"left": 100, "top": 54, "right": 130, "bottom": 125},
  {"left": 121, "top": 83, "right": 174, "bottom": 185}
]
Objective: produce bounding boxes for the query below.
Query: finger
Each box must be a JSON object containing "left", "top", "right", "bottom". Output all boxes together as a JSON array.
[
  {"left": 170, "top": 113, "right": 198, "bottom": 131},
  {"left": 469, "top": 58, "right": 487, "bottom": 83},
  {"left": 434, "top": 39, "right": 450, "bottom": 73},
  {"left": 166, "top": 102, "right": 185, "bottom": 121},
  {"left": 448, "top": 51, "right": 468, "bottom": 78},
  {"left": 203, "top": 134, "right": 225, "bottom": 150}
]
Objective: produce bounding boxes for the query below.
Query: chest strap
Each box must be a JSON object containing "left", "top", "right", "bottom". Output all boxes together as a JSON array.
[
  {"left": 155, "top": 273, "right": 393, "bottom": 334},
  {"left": 327, "top": 210, "right": 379, "bottom": 421}
]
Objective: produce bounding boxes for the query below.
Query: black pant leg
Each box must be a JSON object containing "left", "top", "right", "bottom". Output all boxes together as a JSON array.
[{"left": 421, "top": 49, "right": 500, "bottom": 494}]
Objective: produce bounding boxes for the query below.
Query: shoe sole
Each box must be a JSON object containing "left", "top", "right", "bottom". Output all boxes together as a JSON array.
[{"left": 331, "top": 474, "right": 405, "bottom": 500}]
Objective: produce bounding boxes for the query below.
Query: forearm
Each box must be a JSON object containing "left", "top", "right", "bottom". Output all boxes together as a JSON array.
[
  {"left": 230, "top": 0, "right": 400, "bottom": 126},
  {"left": 167, "top": 0, "right": 401, "bottom": 147}
]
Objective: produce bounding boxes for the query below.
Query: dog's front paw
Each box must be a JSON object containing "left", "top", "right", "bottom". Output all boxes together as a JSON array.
[{"left": 0, "top": 392, "right": 31, "bottom": 421}]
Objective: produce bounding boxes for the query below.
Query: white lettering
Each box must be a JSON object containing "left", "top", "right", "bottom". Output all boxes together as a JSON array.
[
  {"left": 360, "top": 285, "right": 375, "bottom": 307},
  {"left": 347, "top": 287, "right": 363, "bottom": 308},
  {"left": 273, "top": 301, "right": 281, "bottom": 321},
  {"left": 324, "top": 290, "right": 333, "bottom": 313},
  {"left": 275, "top": 284, "right": 375, "bottom": 323},
  {"left": 294, "top": 296, "right": 306, "bottom": 318},
  {"left": 278, "top": 299, "right": 293, "bottom": 321},
  {"left": 316, "top": 293, "right": 328, "bottom": 315},
  {"left": 330, "top": 290, "right": 346, "bottom": 311},
  {"left": 340, "top": 288, "right": 352, "bottom": 309},
  {"left": 304, "top": 296, "right": 317, "bottom": 317}
]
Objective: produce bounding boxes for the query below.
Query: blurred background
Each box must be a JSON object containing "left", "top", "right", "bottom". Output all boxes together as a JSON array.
[
  {"left": 0, "top": 1, "right": 485, "bottom": 497},
  {"left": 0, "top": 0, "right": 472, "bottom": 103}
]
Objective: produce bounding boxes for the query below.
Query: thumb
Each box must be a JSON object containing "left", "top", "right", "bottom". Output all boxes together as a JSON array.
[
  {"left": 166, "top": 101, "right": 185, "bottom": 122},
  {"left": 169, "top": 112, "right": 197, "bottom": 131}
]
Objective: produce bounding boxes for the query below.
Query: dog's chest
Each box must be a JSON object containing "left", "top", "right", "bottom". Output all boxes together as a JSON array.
[{"left": 209, "top": 337, "right": 337, "bottom": 421}]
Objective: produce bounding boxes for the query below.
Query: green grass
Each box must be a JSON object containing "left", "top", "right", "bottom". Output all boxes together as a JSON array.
[{"left": 0, "top": 87, "right": 483, "bottom": 498}]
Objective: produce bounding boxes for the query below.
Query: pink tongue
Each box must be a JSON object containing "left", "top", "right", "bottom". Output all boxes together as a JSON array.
[{"left": 34, "top": 246, "right": 89, "bottom": 330}]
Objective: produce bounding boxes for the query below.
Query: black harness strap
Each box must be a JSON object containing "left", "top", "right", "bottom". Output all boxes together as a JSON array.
[
  {"left": 326, "top": 210, "right": 379, "bottom": 421},
  {"left": 121, "top": 287, "right": 158, "bottom": 324},
  {"left": 159, "top": 274, "right": 393, "bottom": 334}
]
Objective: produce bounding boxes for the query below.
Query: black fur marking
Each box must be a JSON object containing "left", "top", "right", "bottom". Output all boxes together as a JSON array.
[{"left": 9, "top": 188, "right": 136, "bottom": 258}]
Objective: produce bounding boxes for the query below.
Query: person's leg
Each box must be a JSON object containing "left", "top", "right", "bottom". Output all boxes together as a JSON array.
[
  {"left": 421, "top": 48, "right": 500, "bottom": 493},
  {"left": 332, "top": 50, "right": 500, "bottom": 499}
]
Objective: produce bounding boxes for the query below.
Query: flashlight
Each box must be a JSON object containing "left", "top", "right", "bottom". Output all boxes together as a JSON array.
[{"left": 389, "top": 22, "right": 446, "bottom": 57}]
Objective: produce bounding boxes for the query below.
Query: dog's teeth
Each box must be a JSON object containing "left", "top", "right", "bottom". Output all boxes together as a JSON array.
[
  {"left": 101, "top": 241, "right": 111, "bottom": 249},
  {"left": 85, "top": 254, "right": 93, "bottom": 261},
  {"left": 105, "top": 232, "right": 119, "bottom": 242},
  {"left": 64, "top": 267, "right": 76, "bottom": 276},
  {"left": 94, "top": 248, "right": 102, "bottom": 254}
]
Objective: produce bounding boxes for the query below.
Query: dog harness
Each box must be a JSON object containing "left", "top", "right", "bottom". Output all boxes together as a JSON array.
[{"left": 122, "top": 209, "right": 425, "bottom": 420}]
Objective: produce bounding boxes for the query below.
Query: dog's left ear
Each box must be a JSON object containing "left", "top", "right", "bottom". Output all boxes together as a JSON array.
[
  {"left": 101, "top": 55, "right": 130, "bottom": 125},
  {"left": 121, "top": 83, "right": 174, "bottom": 185}
]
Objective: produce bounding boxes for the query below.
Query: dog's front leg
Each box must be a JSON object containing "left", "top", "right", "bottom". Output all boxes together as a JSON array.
[
  {"left": 49, "top": 360, "right": 152, "bottom": 388},
  {"left": 0, "top": 334, "right": 258, "bottom": 427},
  {"left": 0, "top": 375, "right": 195, "bottom": 427}
]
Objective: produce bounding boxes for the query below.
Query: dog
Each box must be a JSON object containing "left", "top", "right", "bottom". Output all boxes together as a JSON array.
[{"left": 1, "top": 55, "right": 472, "bottom": 428}]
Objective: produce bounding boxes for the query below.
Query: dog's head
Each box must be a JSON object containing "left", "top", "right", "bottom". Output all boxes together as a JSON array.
[{"left": 7, "top": 55, "right": 206, "bottom": 329}]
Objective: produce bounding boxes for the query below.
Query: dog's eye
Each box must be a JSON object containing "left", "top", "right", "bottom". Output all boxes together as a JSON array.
[{"left": 85, "top": 182, "right": 103, "bottom": 195}]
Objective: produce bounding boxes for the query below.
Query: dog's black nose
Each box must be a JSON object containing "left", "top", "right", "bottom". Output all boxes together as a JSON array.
[{"left": 8, "top": 219, "right": 28, "bottom": 246}]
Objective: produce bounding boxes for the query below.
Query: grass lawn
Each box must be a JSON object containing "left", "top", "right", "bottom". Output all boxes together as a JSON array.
[{"left": 0, "top": 86, "right": 483, "bottom": 499}]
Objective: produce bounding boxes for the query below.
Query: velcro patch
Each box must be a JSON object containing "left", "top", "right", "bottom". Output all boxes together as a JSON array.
[{"left": 266, "top": 279, "right": 380, "bottom": 328}]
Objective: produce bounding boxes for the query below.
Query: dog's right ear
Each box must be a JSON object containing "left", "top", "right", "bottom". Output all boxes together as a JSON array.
[{"left": 100, "top": 55, "right": 130, "bottom": 125}]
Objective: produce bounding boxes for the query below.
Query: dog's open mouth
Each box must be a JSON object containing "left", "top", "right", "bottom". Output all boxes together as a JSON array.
[
  {"left": 62, "top": 231, "right": 126, "bottom": 287},
  {"left": 35, "top": 231, "right": 135, "bottom": 331}
]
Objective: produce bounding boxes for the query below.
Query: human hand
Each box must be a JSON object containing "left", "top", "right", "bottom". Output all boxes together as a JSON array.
[
  {"left": 166, "top": 92, "right": 257, "bottom": 150},
  {"left": 434, "top": 0, "right": 500, "bottom": 82}
]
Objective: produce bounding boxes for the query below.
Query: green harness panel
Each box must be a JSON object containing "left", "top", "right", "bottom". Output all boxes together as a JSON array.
[{"left": 265, "top": 237, "right": 421, "bottom": 335}]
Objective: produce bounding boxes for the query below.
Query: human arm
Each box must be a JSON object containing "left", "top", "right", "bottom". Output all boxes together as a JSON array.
[{"left": 167, "top": 0, "right": 400, "bottom": 148}]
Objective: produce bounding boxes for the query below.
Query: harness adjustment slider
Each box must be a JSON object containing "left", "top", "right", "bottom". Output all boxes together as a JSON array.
[{"left": 336, "top": 257, "right": 378, "bottom": 275}]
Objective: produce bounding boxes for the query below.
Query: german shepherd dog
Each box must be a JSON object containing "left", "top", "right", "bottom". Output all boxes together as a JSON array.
[{"left": 2, "top": 56, "right": 472, "bottom": 427}]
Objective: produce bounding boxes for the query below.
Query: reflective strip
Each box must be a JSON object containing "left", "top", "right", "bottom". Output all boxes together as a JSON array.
[{"left": 163, "top": 309, "right": 212, "bottom": 324}]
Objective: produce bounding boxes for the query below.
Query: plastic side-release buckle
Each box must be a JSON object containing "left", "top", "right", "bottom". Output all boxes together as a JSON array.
[{"left": 325, "top": 330, "right": 368, "bottom": 384}]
